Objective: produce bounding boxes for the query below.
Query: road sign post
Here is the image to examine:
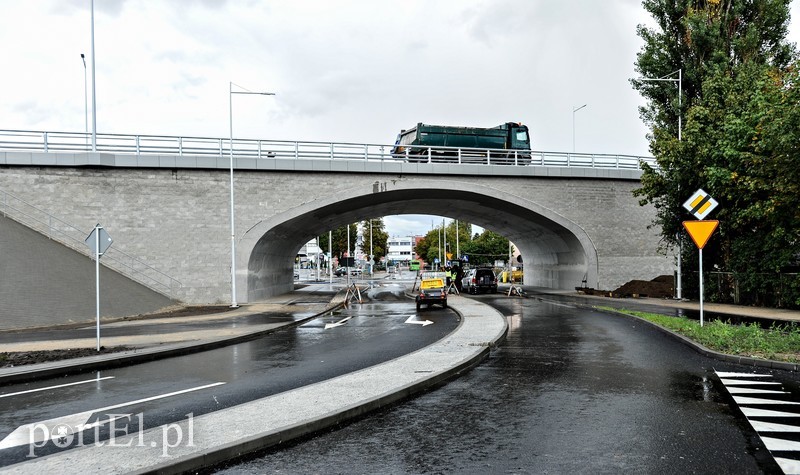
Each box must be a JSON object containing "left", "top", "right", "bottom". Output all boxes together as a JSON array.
[
  {"left": 682, "top": 220, "right": 719, "bottom": 327},
  {"left": 85, "top": 224, "right": 112, "bottom": 351},
  {"left": 682, "top": 189, "right": 720, "bottom": 327}
]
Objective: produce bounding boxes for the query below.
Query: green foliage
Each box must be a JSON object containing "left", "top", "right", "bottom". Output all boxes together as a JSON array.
[
  {"left": 632, "top": 0, "right": 800, "bottom": 307},
  {"left": 411, "top": 221, "right": 511, "bottom": 267},
  {"left": 601, "top": 307, "right": 800, "bottom": 362},
  {"left": 412, "top": 220, "right": 473, "bottom": 264},
  {"left": 318, "top": 223, "right": 358, "bottom": 260},
  {"left": 461, "top": 229, "right": 512, "bottom": 267},
  {"left": 360, "top": 218, "right": 388, "bottom": 262}
]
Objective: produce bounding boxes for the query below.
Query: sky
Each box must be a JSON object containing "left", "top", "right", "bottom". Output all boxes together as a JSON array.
[{"left": 3, "top": 0, "right": 800, "bottom": 238}]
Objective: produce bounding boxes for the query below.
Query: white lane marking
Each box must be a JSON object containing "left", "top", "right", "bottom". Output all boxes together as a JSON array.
[
  {"left": 750, "top": 420, "right": 800, "bottom": 432},
  {"left": 733, "top": 396, "right": 800, "bottom": 405},
  {"left": 740, "top": 407, "right": 800, "bottom": 418},
  {"left": 0, "top": 377, "right": 115, "bottom": 399},
  {"left": 719, "top": 378, "right": 781, "bottom": 386},
  {"left": 726, "top": 387, "right": 789, "bottom": 395},
  {"left": 775, "top": 457, "right": 800, "bottom": 475},
  {"left": 719, "top": 378, "right": 782, "bottom": 386},
  {"left": 0, "top": 381, "right": 225, "bottom": 450},
  {"left": 716, "top": 369, "right": 800, "bottom": 470},
  {"left": 716, "top": 372, "right": 772, "bottom": 378},
  {"left": 761, "top": 436, "right": 800, "bottom": 452}
]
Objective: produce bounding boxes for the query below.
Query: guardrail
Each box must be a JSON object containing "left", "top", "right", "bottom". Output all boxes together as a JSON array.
[
  {"left": 0, "top": 189, "right": 182, "bottom": 298},
  {"left": 0, "top": 129, "right": 656, "bottom": 170}
]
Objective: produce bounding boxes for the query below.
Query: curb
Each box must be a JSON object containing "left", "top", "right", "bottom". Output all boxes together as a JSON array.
[{"left": 0, "top": 297, "right": 347, "bottom": 385}]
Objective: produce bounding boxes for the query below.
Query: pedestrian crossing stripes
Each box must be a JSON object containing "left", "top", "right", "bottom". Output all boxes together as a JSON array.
[{"left": 716, "top": 370, "right": 800, "bottom": 475}]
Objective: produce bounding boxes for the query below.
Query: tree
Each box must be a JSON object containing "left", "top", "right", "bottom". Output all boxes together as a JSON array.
[
  {"left": 412, "top": 220, "right": 474, "bottom": 265},
  {"left": 318, "top": 223, "right": 358, "bottom": 261},
  {"left": 631, "top": 0, "right": 799, "bottom": 306},
  {"left": 360, "top": 218, "right": 389, "bottom": 263},
  {"left": 462, "top": 230, "right": 512, "bottom": 267}
]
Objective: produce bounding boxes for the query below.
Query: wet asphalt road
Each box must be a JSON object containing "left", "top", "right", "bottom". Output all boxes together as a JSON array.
[
  {"left": 0, "top": 284, "right": 459, "bottom": 467},
  {"left": 215, "top": 294, "right": 787, "bottom": 474}
]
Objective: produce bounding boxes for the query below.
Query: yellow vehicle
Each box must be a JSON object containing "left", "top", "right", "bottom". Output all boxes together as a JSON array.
[
  {"left": 416, "top": 271, "right": 447, "bottom": 311},
  {"left": 499, "top": 269, "right": 523, "bottom": 283}
]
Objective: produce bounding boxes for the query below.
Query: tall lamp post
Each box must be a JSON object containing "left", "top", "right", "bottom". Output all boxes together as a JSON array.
[
  {"left": 80, "top": 54, "right": 88, "bottom": 149},
  {"left": 638, "top": 69, "right": 682, "bottom": 298},
  {"left": 90, "top": 0, "right": 97, "bottom": 152},
  {"left": 228, "top": 82, "right": 275, "bottom": 307},
  {"left": 369, "top": 219, "right": 375, "bottom": 276},
  {"left": 572, "top": 104, "right": 587, "bottom": 152}
]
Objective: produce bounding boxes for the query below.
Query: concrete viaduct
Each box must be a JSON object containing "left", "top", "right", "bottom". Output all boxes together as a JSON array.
[{"left": 0, "top": 145, "right": 671, "bottom": 305}]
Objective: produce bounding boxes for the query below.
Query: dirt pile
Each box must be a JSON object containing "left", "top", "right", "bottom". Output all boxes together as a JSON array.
[{"left": 577, "top": 275, "right": 674, "bottom": 299}]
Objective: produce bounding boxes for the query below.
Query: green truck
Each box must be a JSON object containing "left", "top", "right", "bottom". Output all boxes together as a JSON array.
[{"left": 391, "top": 122, "right": 531, "bottom": 164}]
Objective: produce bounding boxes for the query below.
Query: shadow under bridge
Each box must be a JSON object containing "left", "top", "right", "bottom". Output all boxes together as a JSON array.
[{"left": 239, "top": 181, "right": 597, "bottom": 303}]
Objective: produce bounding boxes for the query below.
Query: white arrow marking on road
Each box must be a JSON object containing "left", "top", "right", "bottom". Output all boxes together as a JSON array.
[
  {"left": 0, "top": 381, "right": 225, "bottom": 449},
  {"left": 405, "top": 315, "right": 433, "bottom": 326},
  {"left": 324, "top": 316, "right": 352, "bottom": 330}
]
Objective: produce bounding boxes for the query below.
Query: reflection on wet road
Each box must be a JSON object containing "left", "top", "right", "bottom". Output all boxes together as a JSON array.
[
  {"left": 219, "top": 295, "right": 786, "bottom": 474},
  {"left": 0, "top": 284, "right": 459, "bottom": 467}
]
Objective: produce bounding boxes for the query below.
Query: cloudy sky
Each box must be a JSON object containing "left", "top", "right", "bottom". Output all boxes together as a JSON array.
[{"left": 3, "top": 1, "right": 799, "bottom": 237}]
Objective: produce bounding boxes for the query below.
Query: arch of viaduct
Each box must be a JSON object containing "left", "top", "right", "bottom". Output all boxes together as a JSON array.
[{"left": 0, "top": 152, "right": 671, "bottom": 304}]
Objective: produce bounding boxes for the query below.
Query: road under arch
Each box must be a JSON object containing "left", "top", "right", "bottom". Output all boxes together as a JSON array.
[{"left": 241, "top": 180, "right": 597, "bottom": 302}]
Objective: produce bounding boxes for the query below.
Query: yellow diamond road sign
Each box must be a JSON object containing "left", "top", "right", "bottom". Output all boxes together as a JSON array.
[{"left": 683, "top": 188, "right": 718, "bottom": 220}]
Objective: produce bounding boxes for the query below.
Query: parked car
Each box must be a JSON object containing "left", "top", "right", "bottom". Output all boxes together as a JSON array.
[
  {"left": 350, "top": 268, "right": 363, "bottom": 276},
  {"left": 462, "top": 268, "right": 498, "bottom": 294},
  {"left": 334, "top": 267, "right": 348, "bottom": 277},
  {"left": 387, "top": 265, "right": 396, "bottom": 274}
]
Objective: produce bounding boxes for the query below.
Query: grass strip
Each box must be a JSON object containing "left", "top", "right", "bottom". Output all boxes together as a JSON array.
[{"left": 596, "top": 306, "right": 800, "bottom": 363}]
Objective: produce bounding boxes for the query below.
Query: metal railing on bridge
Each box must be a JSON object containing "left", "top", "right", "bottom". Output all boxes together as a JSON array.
[
  {"left": 0, "top": 129, "right": 657, "bottom": 170},
  {"left": 0, "top": 189, "right": 182, "bottom": 298}
]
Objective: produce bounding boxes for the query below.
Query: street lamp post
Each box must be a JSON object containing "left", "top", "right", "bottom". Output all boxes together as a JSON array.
[
  {"left": 228, "top": 82, "right": 275, "bottom": 307},
  {"left": 80, "top": 54, "right": 88, "bottom": 149},
  {"left": 572, "top": 104, "right": 587, "bottom": 152},
  {"left": 90, "top": 0, "right": 97, "bottom": 152},
  {"left": 638, "top": 69, "right": 683, "bottom": 298},
  {"left": 369, "top": 219, "right": 374, "bottom": 276}
]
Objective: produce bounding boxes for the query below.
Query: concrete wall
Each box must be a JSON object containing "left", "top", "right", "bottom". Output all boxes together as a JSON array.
[
  {"left": 0, "top": 157, "right": 671, "bottom": 304},
  {"left": 0, "top": 214, "right": 174, "bottom": 329}
]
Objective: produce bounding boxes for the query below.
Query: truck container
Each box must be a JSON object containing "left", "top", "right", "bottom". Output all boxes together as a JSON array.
[{"left": 391, "top": 122, "right": 531, "bottom": 164}]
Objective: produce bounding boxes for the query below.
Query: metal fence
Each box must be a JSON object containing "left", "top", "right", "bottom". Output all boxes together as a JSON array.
[
  {"left": 0, "top": 129, "right": 657, "bottom": 170},
  {"left": 0, "top": 189, "right": 182, "bottom": 298},
  {"left": 681, "top": 270, "right": 800, "bottom": 309}
]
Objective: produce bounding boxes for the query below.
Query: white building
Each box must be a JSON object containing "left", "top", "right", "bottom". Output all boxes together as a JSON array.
[
  {"left": 386, "top": 236, "right": 415, "bottom": 264},
  {"left": 298, "top": 239, "right": 325, "bottom": 267}
]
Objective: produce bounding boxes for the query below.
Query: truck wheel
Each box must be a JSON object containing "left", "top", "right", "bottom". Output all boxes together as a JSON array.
[
  {"left": 442, "top": 301, "right": 448, "bottom": 309},
  {"left": 416, "top": 302, "right": 421, "bottom": 311}
]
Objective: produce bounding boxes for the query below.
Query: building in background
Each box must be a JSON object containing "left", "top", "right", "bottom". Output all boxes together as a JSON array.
[
  {"left": 297, "top": 238, "right": 325, "bottom": 268},
  {"left": 386, "top": 236, "right": 416, "bottom": 265}
]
